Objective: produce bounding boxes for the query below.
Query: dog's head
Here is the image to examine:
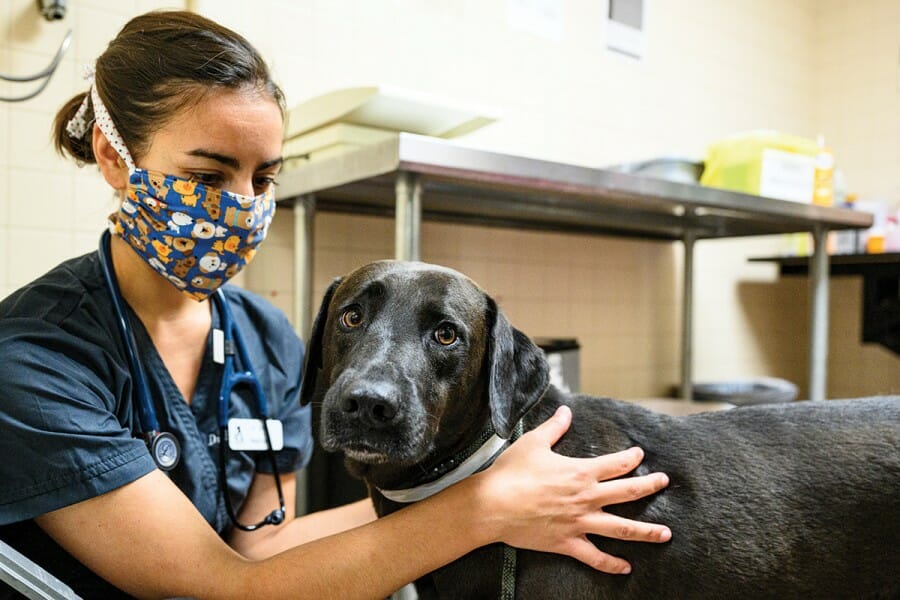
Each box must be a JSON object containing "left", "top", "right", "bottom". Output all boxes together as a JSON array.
[{"left": 299, "top": 260, "right": 549, "bottom": 485}]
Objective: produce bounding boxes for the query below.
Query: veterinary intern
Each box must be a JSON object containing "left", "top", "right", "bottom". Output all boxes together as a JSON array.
[{"left": 0, "top": 10, "right": 671, "bottom": 599}]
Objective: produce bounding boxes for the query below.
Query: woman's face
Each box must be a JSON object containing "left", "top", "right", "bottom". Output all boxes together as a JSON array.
[{"left": 137, "top": 87, "right": 284, "bottom": 197}]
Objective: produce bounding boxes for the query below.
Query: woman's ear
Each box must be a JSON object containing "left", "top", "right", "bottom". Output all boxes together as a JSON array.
[{"left": 92, "top": 123, "right": 129, "bottom": 190}]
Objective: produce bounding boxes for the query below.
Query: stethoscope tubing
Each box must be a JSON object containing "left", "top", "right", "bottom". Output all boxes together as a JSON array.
[
  {"left": 215, "top": 293, "right": 269, "bottom": 426},
  {"left": 99, "top": 230, "right": 162, "bottom": 434}
]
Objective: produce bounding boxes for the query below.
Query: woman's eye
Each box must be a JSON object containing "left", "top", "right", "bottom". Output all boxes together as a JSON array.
[
  {"left": 189, "top": 173, "right": 223, "bottom": 187},
  {"left": 340, "top": 307, "right": 364, "bottom": 329},
  {"left": 254, "top": 175, "right": 278, "bottom": 189},
  {"left": 434, "top": 324, "right": 458, "bottom": 346}
]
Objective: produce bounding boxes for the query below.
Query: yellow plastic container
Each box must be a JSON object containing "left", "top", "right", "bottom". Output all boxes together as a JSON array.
[
  {"left": 700, "top": 131, "right": 819, "bottom": 201},
  {"left": 812, "top": 134, "right": 835, "bottom": 206}
]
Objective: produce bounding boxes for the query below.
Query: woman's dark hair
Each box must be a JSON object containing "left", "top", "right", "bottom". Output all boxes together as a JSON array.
[{"left": 53, "top": 10, "right": 285, "bottom": 163}]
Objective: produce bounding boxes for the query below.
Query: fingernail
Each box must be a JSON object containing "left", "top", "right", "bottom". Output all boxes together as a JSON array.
[
  {"left": 660, "top": 527, "right": 672, "bottom": 542},
  {"left": 659, "top": 473, "right": 670, "bottom": 486},
  {"left": 620, "top": 564, "right": 632, "bottom": 575},
  {"left": 630, "top": 446, "right": 644, "bottom": 460}
]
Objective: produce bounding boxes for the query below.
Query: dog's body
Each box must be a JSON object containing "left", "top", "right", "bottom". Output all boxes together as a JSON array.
[{"left": 300, "top": 260, "right": 900, "bottom": 600}]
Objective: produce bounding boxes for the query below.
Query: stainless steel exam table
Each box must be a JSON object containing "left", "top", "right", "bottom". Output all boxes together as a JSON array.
[{"left": 276, "top": 133, "right": 871, "bottom": 402}]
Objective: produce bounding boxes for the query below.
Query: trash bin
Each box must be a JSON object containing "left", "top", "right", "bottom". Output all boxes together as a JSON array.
[
  {"left": 535, "top": 338, "right": 580, "bottom": 394},
  {"left": 692, "top": 377, "right": 798, "bottom": 406}
]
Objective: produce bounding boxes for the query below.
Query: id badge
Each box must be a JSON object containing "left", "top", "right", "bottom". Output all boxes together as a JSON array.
[{"left": 227, "top": 418, "right": 284, "bottom": 451}]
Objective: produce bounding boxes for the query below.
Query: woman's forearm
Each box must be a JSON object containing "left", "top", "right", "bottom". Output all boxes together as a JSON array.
[{"left": 232, "top": 477, "right": 490, "bottom": 600}]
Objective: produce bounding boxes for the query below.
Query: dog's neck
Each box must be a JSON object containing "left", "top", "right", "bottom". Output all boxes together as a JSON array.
[
  {"left": 376, "top": 419, "right": 522, "bottom": 503},
  {"left": 374, "top": 384, "right": 553, "bottom": 503}
]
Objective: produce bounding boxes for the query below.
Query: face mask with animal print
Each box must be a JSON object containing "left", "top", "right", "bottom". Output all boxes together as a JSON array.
[
  {"left": 67, "top": 80, "right": 276, "bottom": 301},
  {"left": 108, "top": 169, "right": 276, "bottom": 301}
]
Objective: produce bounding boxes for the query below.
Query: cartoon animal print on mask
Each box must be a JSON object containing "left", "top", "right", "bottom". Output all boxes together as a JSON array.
[{"left": 172, "top": 179, "right": 201, "bottom": 207}]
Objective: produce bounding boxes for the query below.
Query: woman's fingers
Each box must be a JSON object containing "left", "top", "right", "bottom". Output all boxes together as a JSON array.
[
  {"left": 584, "top": 511, "right": 672, "bottom": 544},
  {"left": 593, "top": 471, "right": 670, "bottom": 505},
  {"left": 525, "top": 405, "right": 573, "bottom": 448},
  {"left": 585, "top": 446, "right": 647, "bottom": 480},
  {"left": 562, "top": 536, "right": 634, "bottom": 575}
]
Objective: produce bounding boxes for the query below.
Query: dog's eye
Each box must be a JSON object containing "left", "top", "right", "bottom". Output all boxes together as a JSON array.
[
  {"left": 434, "top": 324, "right": 458, "bottom": 346},
  {"left": 340, "top": 307, "right": 364, "bottom": 329}
]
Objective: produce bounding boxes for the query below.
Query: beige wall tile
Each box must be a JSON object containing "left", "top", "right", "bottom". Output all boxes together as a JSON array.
[
  {"left": 5, "top": 0, "right": 75, "bottom": 55},
  {"left": 9, "top": 168, "right": 74, "bottom": 230},
  {"left": 7, "top": 229, "right": 71, "bottom": 289},
  {"left": 0, "top": 225, "right": 7, "bottom": 288},
  {"left": 73, "top": 5, "right": 140, "bottom": 65},
  {"left": 8, "top": 108, "right": 64, "bottom": 171},
  {"left": 0, "top": 168, "right": 8, "bottom": 226},
  {"left": 0, "top": 103, "right": 8, "bottom": 167},
  {"left": 5, "top": 50, "right": 75, "bottom": 115},
  {"left": 73, "top": 169, "right": 118, "bottom": 233}
]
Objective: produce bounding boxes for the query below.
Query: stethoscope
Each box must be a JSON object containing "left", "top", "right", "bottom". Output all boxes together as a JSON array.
[{"left": 98, "top": 230, "right": 285, "bottom": 530}]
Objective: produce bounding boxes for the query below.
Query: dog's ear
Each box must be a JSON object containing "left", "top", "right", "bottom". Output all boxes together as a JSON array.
[
  {"left": 299, "top": 277, "right": 343, "bottom": 406},
  {"left": 485, "top": 295, "right": 550, "bottom": 438}
]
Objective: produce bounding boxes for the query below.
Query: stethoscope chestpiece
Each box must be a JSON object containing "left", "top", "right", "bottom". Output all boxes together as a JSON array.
[{"left": 148, "top": 431, "right": 181, "bottom": 471}]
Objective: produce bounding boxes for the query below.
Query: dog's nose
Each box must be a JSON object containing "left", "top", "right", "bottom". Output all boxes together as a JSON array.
[{"left": 341, "top": 387, "right": 399, "bottom": 425}]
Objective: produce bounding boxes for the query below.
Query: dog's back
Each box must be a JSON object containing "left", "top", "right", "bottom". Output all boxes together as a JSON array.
[{"left": 418, "top": 392, "right": 900, "bottom": 599}]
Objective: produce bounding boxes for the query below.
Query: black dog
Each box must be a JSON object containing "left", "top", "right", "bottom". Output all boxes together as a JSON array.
[{"left": 300, "top": 260, "right": 900, "bottom": 600}]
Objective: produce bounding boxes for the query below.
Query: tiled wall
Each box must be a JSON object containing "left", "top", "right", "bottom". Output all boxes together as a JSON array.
[{"left": 3, "top": 1, "right": 898, "bottom": 399}]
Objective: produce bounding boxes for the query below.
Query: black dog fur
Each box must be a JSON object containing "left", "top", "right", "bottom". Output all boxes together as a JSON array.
[{"left": 300, "top": 260, "right": 900, "bottom": 600}]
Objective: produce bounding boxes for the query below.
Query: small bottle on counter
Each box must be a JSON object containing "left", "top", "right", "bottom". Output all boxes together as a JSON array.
[
  {"left": 867, "top": 229, "right": 885, "bottom": 253},
  {"left": 833, "top": 193, "right": 860, "bottom": 255},
  {"left": 884, "top": 216, "right": 900, "bottom": 253}
]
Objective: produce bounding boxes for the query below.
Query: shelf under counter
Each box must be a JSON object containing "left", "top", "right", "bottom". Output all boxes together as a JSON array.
[{"left": 750, "top": 253, "right": 900, "bottom": 356}]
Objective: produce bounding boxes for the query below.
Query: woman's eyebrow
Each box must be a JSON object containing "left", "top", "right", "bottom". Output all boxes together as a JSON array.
[
  {"left": 187, "top": 149, "right": 239, "bottom": 169},
  {"left": 259, "top": 157, "right": 284, "bottom": 171},
  {"left": 186, "top": 150, "right": 284, "bottom": 171}
]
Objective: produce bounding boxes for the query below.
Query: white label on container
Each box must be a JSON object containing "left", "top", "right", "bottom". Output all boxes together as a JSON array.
[{"left": 759, "top": 148, "right": 815, "bottom": 203}]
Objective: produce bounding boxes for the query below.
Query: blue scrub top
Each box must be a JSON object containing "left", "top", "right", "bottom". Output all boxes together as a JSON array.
[{"left": 0, "top": 244, "right": 312, "bottom": 597}]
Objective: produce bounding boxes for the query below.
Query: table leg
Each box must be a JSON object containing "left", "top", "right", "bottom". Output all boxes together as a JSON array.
[
  {"left": 395, "top": 171, "right": 422, "bottom": 261},
  {"left": 293, "top": 194, "right": 316, "bottom": 341},
  {"left": 292, "top": 194, "right": 316, "bottom": 517},
  {"left": 681, "top": 233, "right": 695, "bottom": 400},
  {"left": 808, "top": 225, "right": 830, "bottom": 402}
]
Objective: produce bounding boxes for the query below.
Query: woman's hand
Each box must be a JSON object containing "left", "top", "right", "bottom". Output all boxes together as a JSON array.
[{"left": 472, "top": 405, "right": 671, "bottom": 574}]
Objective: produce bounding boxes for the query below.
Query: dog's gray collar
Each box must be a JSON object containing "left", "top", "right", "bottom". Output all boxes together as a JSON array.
[{"left": 377, "top": 431, "right": 512, "bottom": 503}]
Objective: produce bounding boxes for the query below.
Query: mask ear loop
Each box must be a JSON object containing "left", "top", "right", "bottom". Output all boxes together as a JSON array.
[
  {"left": 66, "top": 67, "right": 137, "bottom": 174},
  {"left": 89, "top": 83, "right": 137, "bottom": 173}
]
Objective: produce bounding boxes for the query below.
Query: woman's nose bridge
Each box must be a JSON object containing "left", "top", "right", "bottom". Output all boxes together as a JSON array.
[{"left": 228, "top": 171, "right": 257, "bottom": 197}]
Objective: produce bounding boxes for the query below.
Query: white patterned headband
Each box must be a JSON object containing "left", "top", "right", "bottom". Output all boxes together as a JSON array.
[{"left": 65, "top": 64, "right": 136, "bottom": 172}]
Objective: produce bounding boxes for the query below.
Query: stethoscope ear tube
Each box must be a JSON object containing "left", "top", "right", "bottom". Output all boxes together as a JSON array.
[
  {"left": 214, "top": 289, "right": 286, "bottom": 530},
  {"left": 218, "top": 424, "right": 286, "bottom": 531}
]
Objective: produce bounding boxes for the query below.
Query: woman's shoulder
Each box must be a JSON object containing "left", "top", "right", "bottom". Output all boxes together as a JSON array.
[
  {"left": 220, "top": 284, "right": 302, "bottom": 350},
  {"left": 221, "top": 285, "right": 293, "bottom": 330},
  {"left": 0, "top": 251, "right": 106, "bottom": 324},
  {"left": 0, "top": 251, "right": 117, "bottom": 364}
]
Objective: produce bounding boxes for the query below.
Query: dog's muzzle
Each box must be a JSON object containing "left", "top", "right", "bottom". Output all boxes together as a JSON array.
[{"left": 321, "top": 369, "right": 429, "bottom": 465}]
